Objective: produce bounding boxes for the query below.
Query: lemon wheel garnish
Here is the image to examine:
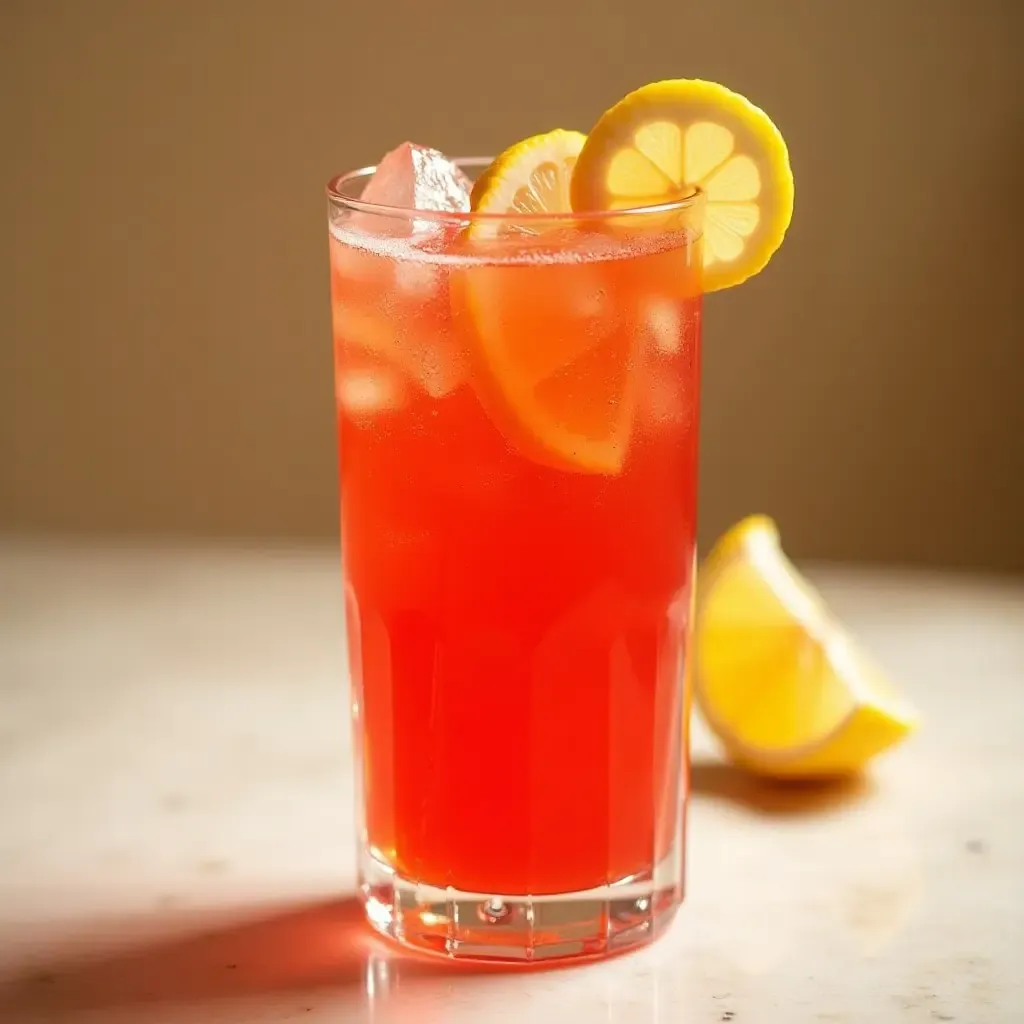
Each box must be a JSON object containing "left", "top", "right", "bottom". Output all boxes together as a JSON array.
[
  {"left": 469, "top": 129, "right": 587, "bottom": 235},
  {"left": 571, "top": 79, "right": 794, "bottom": 291},
  {"left": 695, "top": 516, "right": 918, "bottom": 777},
  {"left": 458, "top": 129, "right": 639, "bottom": 474}
]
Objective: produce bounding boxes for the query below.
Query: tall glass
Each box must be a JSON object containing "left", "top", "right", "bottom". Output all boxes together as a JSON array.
[{"left": 327, "top": 159, "right": 704, "bottom": 963}]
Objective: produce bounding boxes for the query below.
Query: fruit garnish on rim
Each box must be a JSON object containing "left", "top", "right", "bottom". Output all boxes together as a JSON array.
[
  {"left": 695, "top": 516, "right": 919, "bottom": 778},
  {"left": 572, "top": 79, "right": 794, "bottom": 291},
  {"left": 469, "top": 129, "right": 586, "bottom": 235},
  {"left": 454, "top": 78, "right": 794, "bottom": 477}
]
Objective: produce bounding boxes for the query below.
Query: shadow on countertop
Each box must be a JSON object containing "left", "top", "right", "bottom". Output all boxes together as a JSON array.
[
  {"left": 1, "top": 765, "right": 873, "bottom": 1021},
  {"left": 0, "top": 894, "right": 584, "bottom": 1021},
  {"left": 690, "top": 757, "right": 876, "bottom": 816},
  {"left": 0, "top": 897, "right": 368, "bottom": 1019}
]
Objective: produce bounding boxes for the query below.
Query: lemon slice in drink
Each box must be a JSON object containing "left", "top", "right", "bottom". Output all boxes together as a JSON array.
[
  {"left": 458, "top": 130, "right": 640, "bottom": 474},
  {"left": 695, "top": 516, "right": 918, "bottom": 777},
  {"left": 470, "top": 129, "right": 586, "bottom": 230},
  {"left": 571, "top": 79, "right": 794, "bottom": 291}
]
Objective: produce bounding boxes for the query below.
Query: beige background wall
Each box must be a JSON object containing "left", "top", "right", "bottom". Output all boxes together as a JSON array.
[{"left": 1, "top": 0, "right": 1021, "bottom": 570}]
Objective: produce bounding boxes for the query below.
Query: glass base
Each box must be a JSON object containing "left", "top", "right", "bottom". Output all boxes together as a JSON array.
[{"left": 361, "top": 848, "right": 684, "bottom": 963}]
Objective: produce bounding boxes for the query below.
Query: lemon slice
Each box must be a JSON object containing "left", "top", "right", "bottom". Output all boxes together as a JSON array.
[
  {"left": 457, "top": 129, "right": 640, "bottom": 474},
  {"left": 695, "top": 516, "right": 918, "bottom": 777},
  {"left": 469, "top": 129, "right": 587, "bottom": 233},
  {"left": 571, "top": 79, "right": 794, "bottom": 291}
]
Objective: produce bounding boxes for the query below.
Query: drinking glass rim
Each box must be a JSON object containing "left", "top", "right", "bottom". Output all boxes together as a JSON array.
[{"left": 326, "top": 155, "right": 704, "bottom": 225}]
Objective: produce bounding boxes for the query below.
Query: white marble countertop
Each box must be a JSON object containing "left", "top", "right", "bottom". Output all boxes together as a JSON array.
[{"left": 0, "top": 539, "right": 1021, "bottom": 1023}]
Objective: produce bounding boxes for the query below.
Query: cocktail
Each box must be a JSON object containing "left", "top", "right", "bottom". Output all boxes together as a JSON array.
[{"left": 327, "top": 79, "right": 794, "bottom": 962}]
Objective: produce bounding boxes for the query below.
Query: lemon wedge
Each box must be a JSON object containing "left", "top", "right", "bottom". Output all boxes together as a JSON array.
[
  {"left": 571, "top": 79, "right": 794, "bottom": 291},
  {"left": 469, "top": 129, "right": 587, "bottom": 235},
  {"left": 695, "top": 516, "right": 918, "bottom": 777}
]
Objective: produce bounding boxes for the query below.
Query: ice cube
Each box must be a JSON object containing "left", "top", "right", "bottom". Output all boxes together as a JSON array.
[
  {"left": 336, "top": 365, "right": 407, "bottom": 420},
  {"left": 333, "top": 295, "right": 467, "bottom": 400},
  {"left": 357, "top": 143, "right": 471, "bottom": 236},
  {"left": 329, "top": 231, "right": 393, "bottom": 301},
  {"left": 646, "top": 299, "right": 681, "bottom": 355},
  {"left": 392, "top": 256, "right": 442, "bottom": 300},
  {"left": 332, "top": 299, "right": 391, "bottom": 356},
  {"left": 401, "top": 321, "right": 468, "bottom": 398},
  {"left": 639, "top": 371, "right": 684, "bottom": 431}
]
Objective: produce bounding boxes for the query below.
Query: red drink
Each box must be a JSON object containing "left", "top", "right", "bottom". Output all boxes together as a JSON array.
[{"left": 329, "top": 160, "right": 704, "bottom": 960}]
